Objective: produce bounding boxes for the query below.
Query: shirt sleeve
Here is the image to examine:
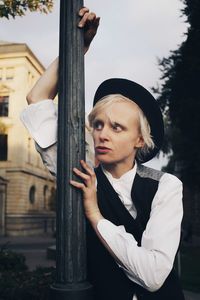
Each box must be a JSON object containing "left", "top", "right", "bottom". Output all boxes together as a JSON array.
[
  {"left": 20, "top": 99, "right": 58, "bottom": 148},
  {"left": 35, "top": 142, "right": 57, "bottom": 177},
  {"left": 97, "top": 173, "right": 183, "bottom": 292}
]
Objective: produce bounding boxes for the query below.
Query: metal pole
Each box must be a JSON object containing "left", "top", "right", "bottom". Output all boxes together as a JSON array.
[{"left": 50, "top": 0, "right": 93, "bottom": 299}]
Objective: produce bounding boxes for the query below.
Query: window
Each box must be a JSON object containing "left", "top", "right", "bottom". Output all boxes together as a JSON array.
[
  {"left": 0, "top": 135, "right": 7, "bottom": 161},
  {"left": 0, "top": 96, "right": 9, "bottom": 117},
  {"left": 29, "top": 186, "right": 36, "bottom": 204},
  {"left": 43, "top": 185, "right": 48, "bottom": 209},
  {"left": 6, "top": 68, "right": 14, "bottom": 80},
  {"left": 49, "top": 187, "right": 56, "bottom": 211},
  {"left": 28, "top": 71, "right": 34, "bottom": 85}
]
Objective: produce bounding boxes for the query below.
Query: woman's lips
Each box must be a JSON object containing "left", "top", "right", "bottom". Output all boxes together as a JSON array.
[{"left": 95, "top": 146, "right": 111, "bottom": 153}]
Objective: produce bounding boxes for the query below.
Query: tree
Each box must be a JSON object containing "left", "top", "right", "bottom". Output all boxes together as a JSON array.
[
  {"left": 154, "top": 0, "right": 200, "bottom": 188},
  {"left": 0, "top": 0, "right": 53, "bottom": 19}
]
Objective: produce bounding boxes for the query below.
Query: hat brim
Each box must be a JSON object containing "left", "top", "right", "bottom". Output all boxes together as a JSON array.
[{"left": 93, "top": 78, "right": 164, "bottom": 163}]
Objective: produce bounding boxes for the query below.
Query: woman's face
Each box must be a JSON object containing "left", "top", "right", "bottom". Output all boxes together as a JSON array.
[{"left": 91, "top": 100, "right": 144, "bottom": 170}]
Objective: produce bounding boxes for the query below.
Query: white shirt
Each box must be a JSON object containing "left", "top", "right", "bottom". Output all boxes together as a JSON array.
[
  {"left": 20, "top": 100, "right": 183, "bottom": 299},
  {"left": 102, "top": 165, "right": 137, "bottom": 219}
]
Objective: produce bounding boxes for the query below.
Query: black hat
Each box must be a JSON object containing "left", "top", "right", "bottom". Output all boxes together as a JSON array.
[{"left": 93, "top": 78, "right": 164, "bottom": 163}]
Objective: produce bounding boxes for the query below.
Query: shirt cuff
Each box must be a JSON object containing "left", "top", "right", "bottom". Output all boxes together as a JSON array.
[{"left": 20, "top": 99, "right": 58, "bottom": 148}]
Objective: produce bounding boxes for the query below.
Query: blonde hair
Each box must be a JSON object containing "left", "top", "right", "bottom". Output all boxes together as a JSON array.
[{"left": 88, "top": 94, "right": 155, "bottom": 161}]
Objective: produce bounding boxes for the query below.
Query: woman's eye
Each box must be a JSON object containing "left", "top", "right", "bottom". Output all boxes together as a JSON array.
[
  {"left": 112, "top": 124, "right": 122, "bottom": 132},
  {"left": 93, "top": 121, "right": 103, "bottom": 130}
]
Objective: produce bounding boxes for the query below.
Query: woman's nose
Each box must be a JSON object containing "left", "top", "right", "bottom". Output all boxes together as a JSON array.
[{"left": 99, "top": 127, "right": 109, "bottom": 141}]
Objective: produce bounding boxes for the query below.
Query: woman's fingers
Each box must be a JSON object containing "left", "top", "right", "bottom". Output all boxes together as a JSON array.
[
  {"left": 80, "top": 160, "right": 96, "bottom": 184},
  {"left": 78, "top": 7, "right": 89, "bottom": 17},
  {"left": 78, "top": 11, "right": 97, "bottom": 28},
  {"left": 80, "top": 160, "right": 94, "bottom": 175},
  {"left": 70, "top": 160, "right": 99, "bottom": 221},
  {"left": 70, "top": 179, "right": 85, "bottom": 190},
  {"left": 73, "top": 167, "right": 90, "bottom": 181},
  {"left": 71, "top": 160, "right": 96, "bottom": 187},
  {"left": 77, "top": 7, "right": 100, "bottom": 52}
]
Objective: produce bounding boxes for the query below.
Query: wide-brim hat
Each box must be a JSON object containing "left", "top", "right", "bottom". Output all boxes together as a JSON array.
[{"left": 93, "top": 78, "right": 164, "bottom": 163}]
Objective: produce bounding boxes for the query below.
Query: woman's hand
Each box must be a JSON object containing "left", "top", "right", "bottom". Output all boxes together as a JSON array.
[
  {"left": 70, "top": 161, "right": 122, "bottom": 264},
  {"left": 78, "top": 7, "right": 100, "bottom": 53},
  {"left": 70, "top": 160, "right": 103, "bottom": 225}
]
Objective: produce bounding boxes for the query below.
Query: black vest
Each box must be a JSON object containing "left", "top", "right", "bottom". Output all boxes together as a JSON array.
[{"left": 86, "top": 164, "right": 185, "bottom": 300}]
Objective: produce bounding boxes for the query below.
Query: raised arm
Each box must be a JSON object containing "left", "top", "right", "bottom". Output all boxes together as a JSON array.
[
  {"left": 26, "top": 7, "right": 100, "bottom": 104},
  {"left": 26, "top": 57, "right": 59, "bottom": 104}
]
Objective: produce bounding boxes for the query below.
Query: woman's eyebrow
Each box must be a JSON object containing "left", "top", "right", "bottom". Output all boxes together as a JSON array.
[
  {"left": 93, "top": 117, "right": 104, "bottom": 123},
  {"left": 110, "top": 120, "right": 127, "bottom": 129}
]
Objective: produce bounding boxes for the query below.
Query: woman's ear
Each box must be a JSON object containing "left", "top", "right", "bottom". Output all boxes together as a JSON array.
[{"left": 135, "top": 136, "right": 145, "bottom": 149}]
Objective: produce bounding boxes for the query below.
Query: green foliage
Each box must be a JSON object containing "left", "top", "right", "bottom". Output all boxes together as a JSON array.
[
  {"left": 0, "top": 245, "right": 55, "bottom": 300},
  {"left": 0, "top": 244, "right": 27, "bottom": 272},
  {"left": 0, "top": 267, "right": 55, "bottom": 300},
  {"left": 182, "top": 0, "right": 200, "bottom": 29},
  {"left": 0, "top": 0, "right": 54, "bottom": 19},
  {"left": 154, "top": 0, "right": 200, "bottom": 186}
]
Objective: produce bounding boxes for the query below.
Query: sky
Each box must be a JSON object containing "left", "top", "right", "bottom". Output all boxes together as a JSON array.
[{"left": 1, "top": 0, "right": 188, "bottom": 168}]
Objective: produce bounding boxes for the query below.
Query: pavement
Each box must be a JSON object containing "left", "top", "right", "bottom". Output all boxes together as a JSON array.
[
  {"left": 0, "top": 235, "right": 199, "bottom": 300},
  {"left": 0, "top": 234, "right": 56, "bottom": 270}
]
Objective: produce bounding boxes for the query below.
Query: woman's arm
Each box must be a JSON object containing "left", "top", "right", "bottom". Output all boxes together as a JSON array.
[
  {"left": 27, "top": 57, "right": 59, "bottom": 104},
  {"left": 26, "top": 7, "right": 100, "bottom": 104}
]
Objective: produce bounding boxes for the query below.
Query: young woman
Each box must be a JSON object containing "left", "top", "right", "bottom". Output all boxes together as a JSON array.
[{"left": 21, "top": 7, "right": 185, "bottom": 300}]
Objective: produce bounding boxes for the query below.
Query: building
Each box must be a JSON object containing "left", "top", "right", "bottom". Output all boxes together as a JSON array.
[{"left": 0, "top": 42, "right": 56, "bottom": 236}]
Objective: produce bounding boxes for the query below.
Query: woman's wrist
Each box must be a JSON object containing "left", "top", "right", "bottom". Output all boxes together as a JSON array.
[{"left": 86, "top": 210, "right": 104, "bottom": 227}]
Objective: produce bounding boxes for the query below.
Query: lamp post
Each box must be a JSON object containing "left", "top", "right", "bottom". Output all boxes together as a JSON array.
[{"left": 50, "top": 0, "right": 93, "bottom": 299}]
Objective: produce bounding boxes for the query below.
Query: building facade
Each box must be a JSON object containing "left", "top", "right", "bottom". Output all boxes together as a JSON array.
[{"left": 0, "top": 42, "right": 56, "bottom": 236}]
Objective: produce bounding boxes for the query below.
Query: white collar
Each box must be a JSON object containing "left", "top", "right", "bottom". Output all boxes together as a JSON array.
[
  {"left": 101, "top": 161, "right": 137, "bottom": 186},
  {"left": 100, "top": 162, "right": 138, "bottom": 218}
]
